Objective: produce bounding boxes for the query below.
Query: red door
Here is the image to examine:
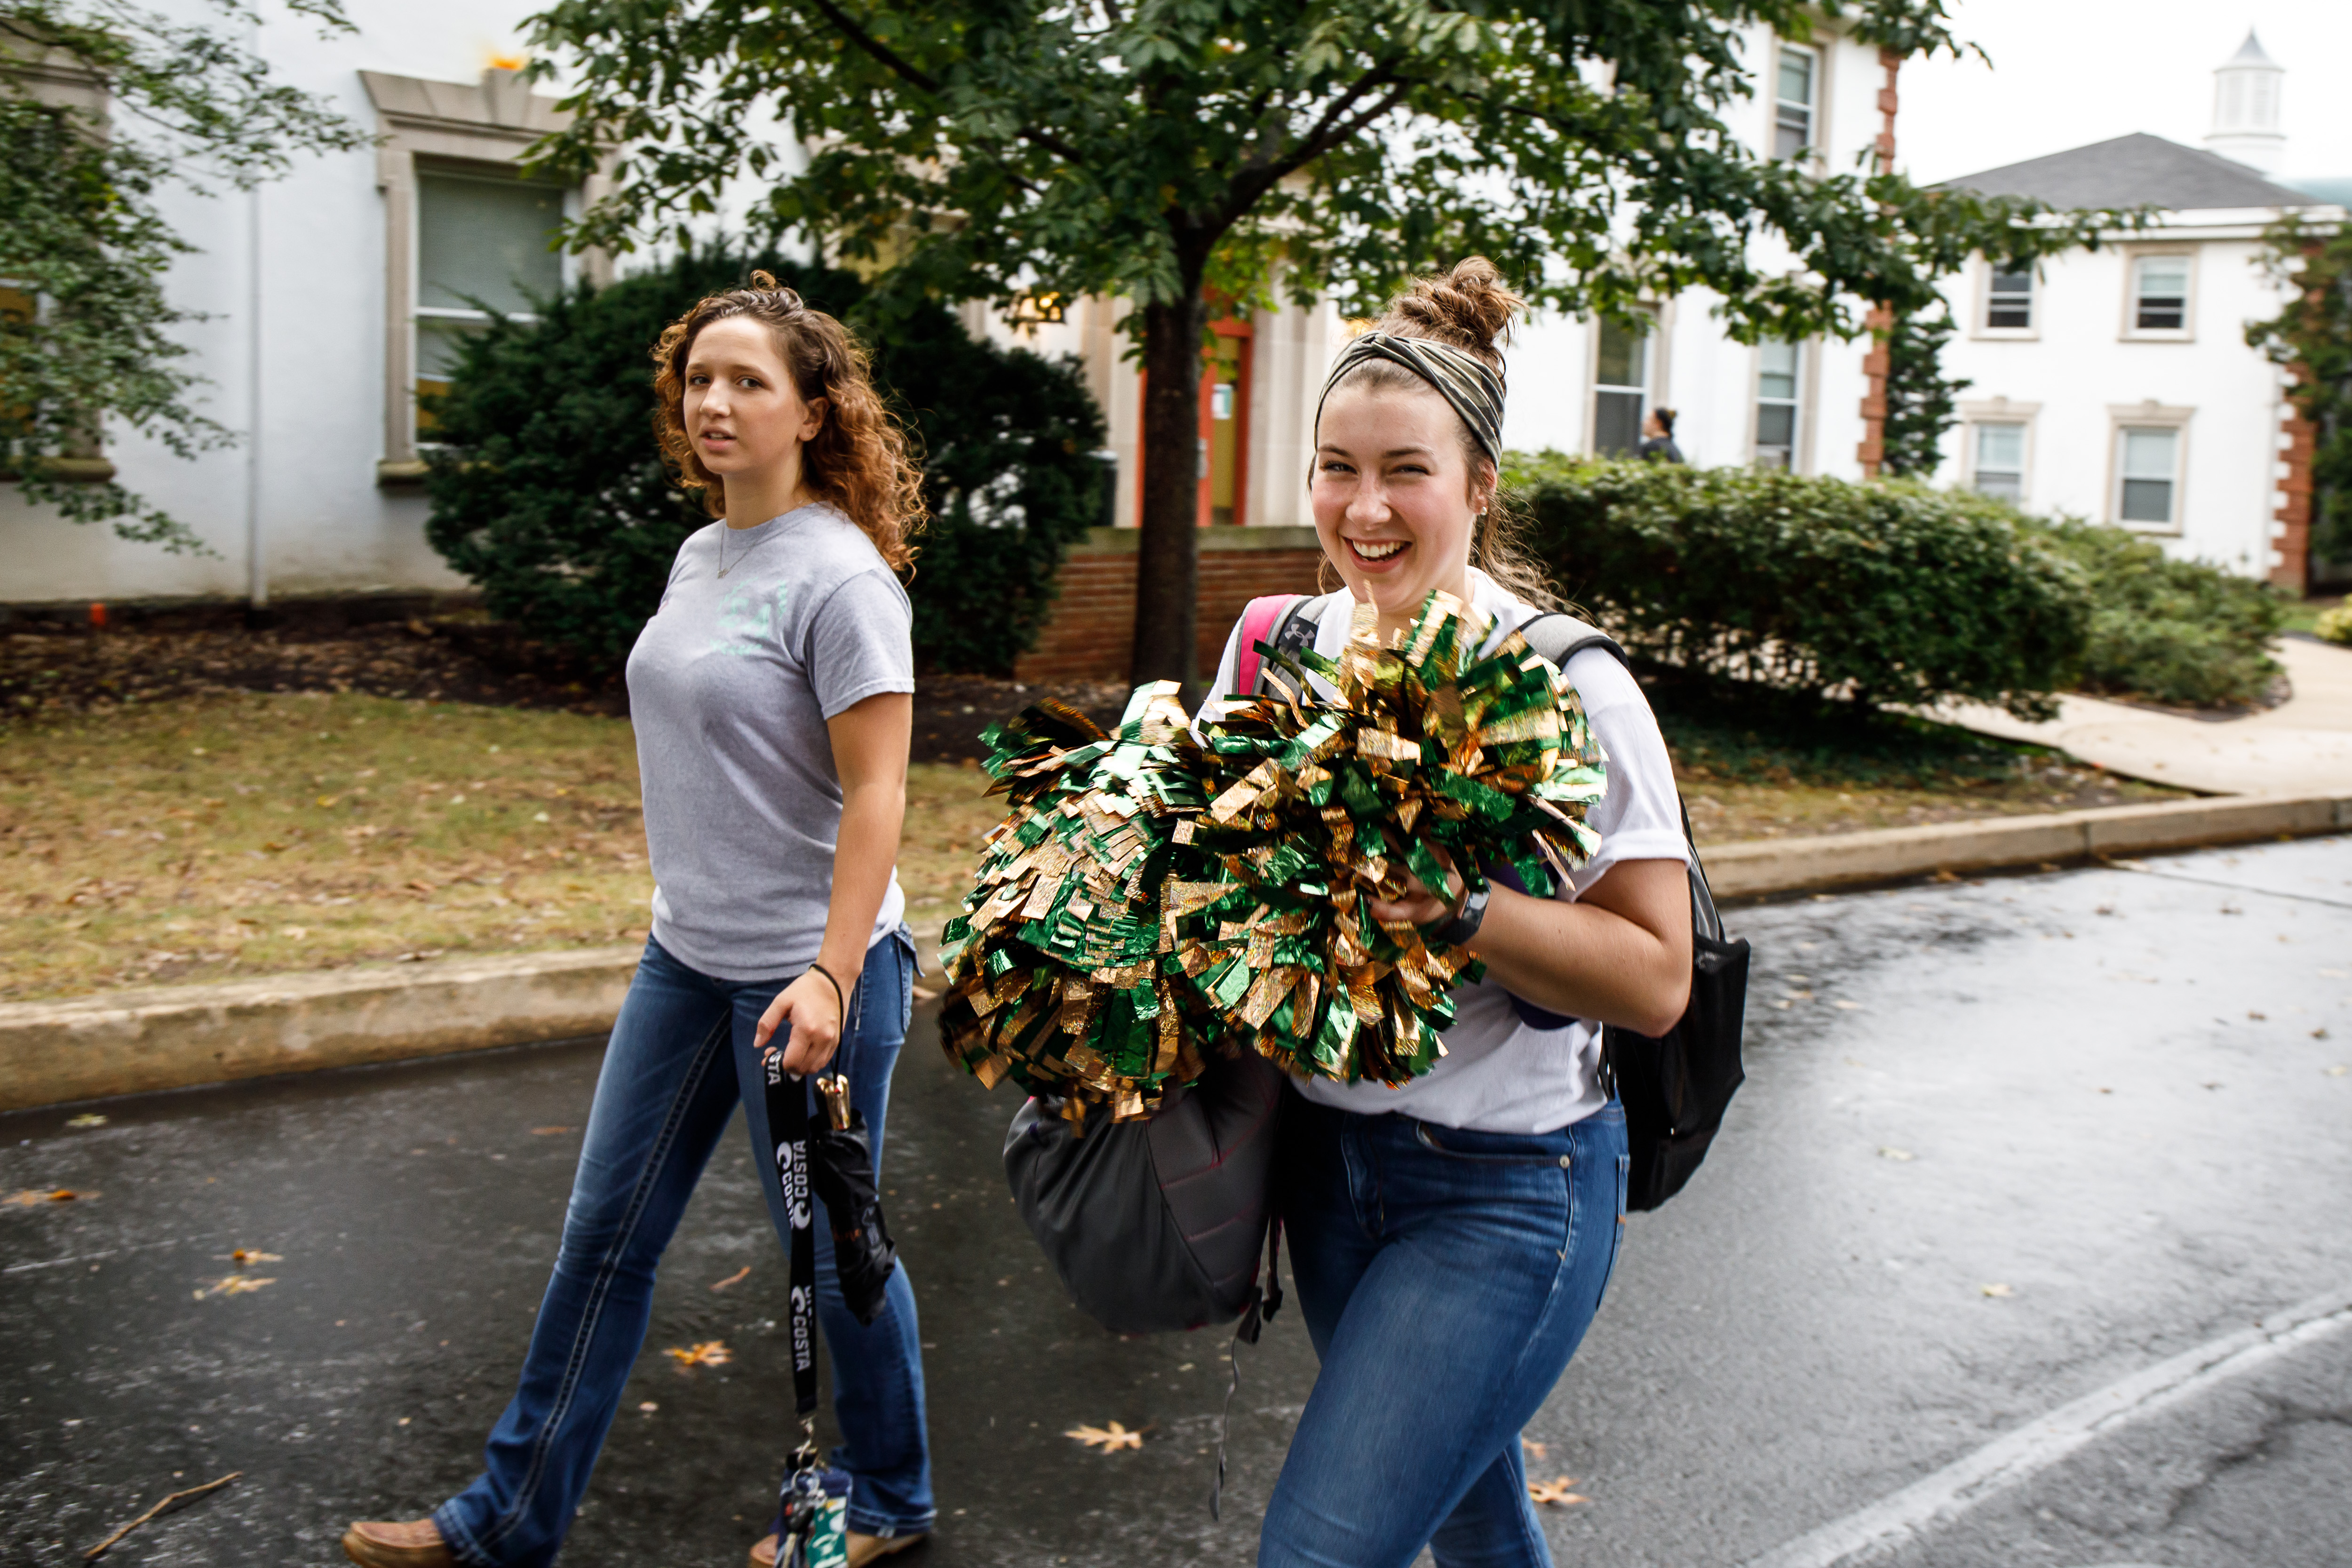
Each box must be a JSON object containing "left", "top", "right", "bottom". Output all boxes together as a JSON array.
[{"left": 1136, "top": 316, "right": 1254, "bottom": 527}]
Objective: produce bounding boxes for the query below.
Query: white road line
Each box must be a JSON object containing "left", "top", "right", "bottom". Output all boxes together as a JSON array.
[{"left": 1741, "top": 1282, "right": 2352, "bottom": 1568}]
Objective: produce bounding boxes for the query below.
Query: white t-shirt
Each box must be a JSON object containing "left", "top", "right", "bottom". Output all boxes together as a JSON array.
[{"left": 1200, "top": 571, "right": 1690, "bottom": 1133}]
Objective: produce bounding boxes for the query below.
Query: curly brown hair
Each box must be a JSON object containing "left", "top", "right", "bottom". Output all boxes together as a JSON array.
[{"left": 651, "top": 271, "right": 925, "bottom": 571}]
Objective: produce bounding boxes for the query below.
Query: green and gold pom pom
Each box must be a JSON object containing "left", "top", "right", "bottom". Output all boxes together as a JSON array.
[{"left": 939, "top": 591, "right": 1607, "bottom": 1122}]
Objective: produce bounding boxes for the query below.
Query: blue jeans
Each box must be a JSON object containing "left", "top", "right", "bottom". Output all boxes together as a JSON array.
[
  {"left": 435, "top": 932, "right": 934, "bottom": 1568},
  {"left": 1261, "top": 1094, "right": 1629, "bottom": 1568}
]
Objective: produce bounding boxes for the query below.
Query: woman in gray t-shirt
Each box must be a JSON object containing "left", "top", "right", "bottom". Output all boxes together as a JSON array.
[{"left": 343, "top": 276, "right": 935, "bottom": 1568}]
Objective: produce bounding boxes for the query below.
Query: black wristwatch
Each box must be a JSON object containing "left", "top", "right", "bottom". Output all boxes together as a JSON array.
[{"left": 1426, "top": 881, "right": 1489, "bottom": 948}]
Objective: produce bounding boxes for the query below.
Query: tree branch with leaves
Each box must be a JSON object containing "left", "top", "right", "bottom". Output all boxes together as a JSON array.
[
  {"left": 525, "top": 0, "right": 2133, "bottom": 680},
  {"left": 0, "top": 0, "right": 371, "bottom": 551}
]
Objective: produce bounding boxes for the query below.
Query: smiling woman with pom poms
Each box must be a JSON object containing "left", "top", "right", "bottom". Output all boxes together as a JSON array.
[{"left": 1200, "top": 260, "right": 1694, "bottom": 1568}]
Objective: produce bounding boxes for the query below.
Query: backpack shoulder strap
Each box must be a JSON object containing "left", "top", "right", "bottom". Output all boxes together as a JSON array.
[
  {"left": 1232, "top": 595, "right": 1304, "bottom": 699},
  {"left": 1515, "top": 611, "right": 1627, "bottom": 672}
]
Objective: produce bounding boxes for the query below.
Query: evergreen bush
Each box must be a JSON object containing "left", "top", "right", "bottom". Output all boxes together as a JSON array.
[
  {"left": 422, "top": 250, "right": 1104, "bottom": 675},
  {"left": 1510, "top": 456, "right": 2091, "bottom": 720},
  {"left": 2005, "top": 512, "right": 2286, "bottom": 708}
]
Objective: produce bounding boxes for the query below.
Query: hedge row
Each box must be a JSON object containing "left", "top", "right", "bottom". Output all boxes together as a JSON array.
[
  {"left": 422, "top": 250, "right": 1104, "bottom": 676},
  {"left": 1510, "top": 456, "right": 2284, "bottom": 714}
]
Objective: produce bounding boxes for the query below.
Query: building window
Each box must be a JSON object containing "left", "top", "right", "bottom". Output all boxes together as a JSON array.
[
  {"left": 1591, "top": 314, "right": 1651, "bottom": 456},
  {"left": 1774, "top": 46, "right": 1817, "bottom": 159},
  {"left": 2130, "top": 255, "right": 2191, "bottom": 333},
  {"left": 2115, "top": 426, "right": 2181, "bottom": 525},
  {"left": 1754, "top": 340, "right": 1801, "bottom": 468},
  {"left": 1986, "top": 267, "right": 2033, "bottom": 330},
  {"left": 1970, "top": 422, "right": 2026, "bottom": 501},
  {"left": 413, "top": 167, "right": 565, "bottom": 434}
]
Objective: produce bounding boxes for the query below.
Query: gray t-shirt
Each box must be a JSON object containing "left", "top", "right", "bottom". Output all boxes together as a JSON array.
[{"left": 625, "top": 503, "right": 914, "bottom": 979}]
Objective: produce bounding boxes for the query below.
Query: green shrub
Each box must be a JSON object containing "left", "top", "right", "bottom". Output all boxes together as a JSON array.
[
  {"left": 1509, "top": 455, "right": 2091, "bottom": 720},
  {"left": 422, "top": 249, "right": 1105, "bottom": 675},
  {"left": 2317, "top": 604, "right": 2352, "bottom": 646},
  {"left": 1996, "top": 510, "right": 2287, "bottom": 708}
]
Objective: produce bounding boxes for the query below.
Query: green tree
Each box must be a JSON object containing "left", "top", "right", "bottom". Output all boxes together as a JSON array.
[
  {"left": 523, "top": 0, "right": 2130, "bottom": 681},
  {"left": 2248, "top": 215, "right": 2352, "bottom": 581},
  {"left": 1877, "top": 305, "right": 1967, "bottom": 478},
  {"left": 0, "top": 0, "right": 369, "bottom": 549},
  {"left": 422, "top": 249, "right": 1105, "bottom": 673}
]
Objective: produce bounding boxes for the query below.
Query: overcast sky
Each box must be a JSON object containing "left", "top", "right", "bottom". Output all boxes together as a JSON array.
[{"left": 1899, "top": 0, "right": 2352, "bottom": 185}]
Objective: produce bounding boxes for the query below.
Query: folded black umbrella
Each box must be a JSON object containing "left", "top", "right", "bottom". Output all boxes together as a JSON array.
[{"left": 810, "top": 1074, "right": 898, "bottom": 1326}]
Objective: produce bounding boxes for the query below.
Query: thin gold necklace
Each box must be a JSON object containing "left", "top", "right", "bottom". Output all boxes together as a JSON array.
[{"left": 717, "top": 523, "right": 779, "bottom": 579}]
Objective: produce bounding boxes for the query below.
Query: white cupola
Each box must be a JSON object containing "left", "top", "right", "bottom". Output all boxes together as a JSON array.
[{"left": 2205, "top": 29, "right": 2284, "bottom": 174}]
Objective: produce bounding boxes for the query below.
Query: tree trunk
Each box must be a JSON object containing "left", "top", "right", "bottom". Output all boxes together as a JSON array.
[{"left": 1132, "top": 292, "right": 1208, "bottom": 685}]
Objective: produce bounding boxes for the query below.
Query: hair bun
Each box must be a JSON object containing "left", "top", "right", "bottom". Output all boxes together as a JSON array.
[{"left": 1376, "top": 257, "right": 1523, "bottom": 370}]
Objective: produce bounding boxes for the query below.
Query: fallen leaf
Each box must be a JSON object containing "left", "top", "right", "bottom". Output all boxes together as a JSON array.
[
  {"left": 1980, "top": 1282, "right": 2013, "bottom": 1298},
  {"left": 638, "top": 1401, "right": 658, "bottom": 1413},
  {"left": 1527, "top": 1476, "right": 1589, "bottom": 1506},
  {"left": 1521, "top": 1439, "right": 1549, "bottom": 1461},
  {"left": 529, "top": 1126, "right": 574, "bottom": 1136},
  {"left": 2325, "top": 1066, "right": 2346, "bottom": 1077},
  {"left": 2248, "top": 1010, "right": 2266, "bottom": 1021},
  {"left": 1878, "top": 1147, "right": 1914, "bottom": 1162},
  {"left": 66, "top": 1114, "right": 108, "bottom": 1129},
  {"left": 1065, "top": 1421, "right": 1143, "bottom": 1452},
  {"left": 229, "top": 1249, "right": 282, "bottom": 1266},
  {"left": 665, "top": 1340, "right": 731, "bottom": 1369},
  {"left": 1831, "top": 1000, "right": 1861, "bottom": 1011},
  {"left": 7, "top": 1188, "right": 76, "bottom": 1205},
  {"left": 194, "top": 1274, "right": 276, "bottom": 1299},
  {"left": 911, "top": 984, "right": 941, "bottom": 1002},
  {"left": 710, "top": 1266, "right": 752, "bottom": 1292}
]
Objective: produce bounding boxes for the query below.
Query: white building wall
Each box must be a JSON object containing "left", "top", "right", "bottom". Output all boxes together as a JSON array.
[
  {"left": 1933, "top": 215, "right": 2302, "bottom": 576},
  {"left": 0, "top": 0, "right": 547, "bottom": 607}
]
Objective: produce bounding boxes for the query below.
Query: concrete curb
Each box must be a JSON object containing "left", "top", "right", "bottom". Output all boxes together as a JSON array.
[
  {"left": 1703, "top": 791, "right": 2352, "bottom": 900},
  {"left": 0, "top": 947, "right": 639, "bottom": 1114},
  {"left": 4, "top": 793, "right": 2347, "bottom": 1113}
]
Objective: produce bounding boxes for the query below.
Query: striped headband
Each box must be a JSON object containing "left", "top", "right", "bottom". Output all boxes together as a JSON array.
[{"left": 1316, "top": 331, "right": 1507, "bottom": 470}]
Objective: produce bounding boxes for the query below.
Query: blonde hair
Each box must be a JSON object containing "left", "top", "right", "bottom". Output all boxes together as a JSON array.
[
  {"left": 651, "top": 271, "right": 925, "bottom": 571},
  {"left": 1320, "top": 257, "right": 1560, "bottom": 610}
]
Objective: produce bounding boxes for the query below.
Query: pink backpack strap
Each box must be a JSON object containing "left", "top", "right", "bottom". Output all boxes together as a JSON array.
[{"left": 1232, "top": 594, "right": 1304, "bottom": 698}]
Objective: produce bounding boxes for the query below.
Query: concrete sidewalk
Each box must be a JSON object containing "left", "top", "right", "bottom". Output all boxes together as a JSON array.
[{"left": 1936, "top": 636, "right": 2352, "bottom": 796}]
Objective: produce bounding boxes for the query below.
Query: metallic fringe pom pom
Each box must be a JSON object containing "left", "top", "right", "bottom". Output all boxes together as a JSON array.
[{"left": 938, "top": 591, "right": 1607, "bottom": 1126}]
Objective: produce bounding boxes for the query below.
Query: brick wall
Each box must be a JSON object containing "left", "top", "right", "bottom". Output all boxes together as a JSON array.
[{"left": 1013, "top": 526, "right": 1328, "bottom": 683}]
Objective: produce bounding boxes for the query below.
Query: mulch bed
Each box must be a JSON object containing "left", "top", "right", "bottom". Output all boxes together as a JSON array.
[{"left": 0, "top": 612, "right": 1130, "bottom": 765}]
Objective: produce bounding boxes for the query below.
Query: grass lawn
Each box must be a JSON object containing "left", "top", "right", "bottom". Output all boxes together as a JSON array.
[
  {"left": 2279, "top": 594, "right": 2345, "bottom": 637},
  {"left": 0, "top": 689, "right": 2186, "bottom": 1003}
]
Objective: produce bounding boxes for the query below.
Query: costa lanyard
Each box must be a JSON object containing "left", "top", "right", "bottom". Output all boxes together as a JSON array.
[{"left": 761, "top": 1051, "right": 820, "bottom": 1428}]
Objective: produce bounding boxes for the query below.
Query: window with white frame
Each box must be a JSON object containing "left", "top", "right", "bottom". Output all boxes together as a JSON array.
[
  {"left": 1985, "top": 266, "right": 2033, "bottom": 331},
  {"left": 1754, "top": 340, "right": 1801, "bottom": 468},
  {"left": 2130, "top": 255, "right": 2191, "bottom": 334},
  {"left": 414, "top": 166, "right": 566, "bottom": 434},
  {"left": 2115, "top": 426, "right": 2182, "bottom": 526},
  {"left": 1591, "top": 313, "right": 1651, "bottom": 456},
  {"left": 1969, "top": 422, "right": 2026, "bottom": 501},
  {"left": 1773, "top": 46, "right": 1817, "bottom": 160}
]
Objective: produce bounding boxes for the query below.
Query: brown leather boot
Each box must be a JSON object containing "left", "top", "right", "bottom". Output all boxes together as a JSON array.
[
  {"left": 746, "top": 1528, "right": 928, "bottom": 1567},
  {"left": 342, "top": 1518, "right": 457, "bottom": 1568}
]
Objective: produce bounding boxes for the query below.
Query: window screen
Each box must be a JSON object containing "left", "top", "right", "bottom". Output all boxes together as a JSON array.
[
  {"left": 1755, "top": 341, "right": 1800, "bottom": 469},
  {"left": 2132, "top": 256, "right": 2189, "bottom": 332},
  {"left": 1971, "top": 423, "right": 2025, "bottom": 501},
  {"left": 1592, "top": 316, "right": 1649, "bottom": 456},
  {"left": 1775, "top": 48, "right": 1815, "bottom": 159},
  {"left": 2117, "top": 427, "right": 2179, "bottom": 525},
  {"left": 1986, "top": 269, "right": 2033, "bottom": 330},
  {"left": 418, "top": 170, "right": 564, "bottom": 315}
]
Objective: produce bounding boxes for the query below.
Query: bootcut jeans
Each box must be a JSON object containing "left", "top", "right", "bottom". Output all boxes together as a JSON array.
[
  {"left": 434, "top": 930, "right": 934, "bottom": 1568},
  {"left": 1260, "top": 1092, "right": 1629, "bottom": 1568}
]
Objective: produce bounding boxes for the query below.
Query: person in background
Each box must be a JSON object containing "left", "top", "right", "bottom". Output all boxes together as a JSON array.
[
  {"left": 1637, "top": 407, "right": 1684, "bottom": 464},
  {"left": 340, "top": 274, "right": 934, "bottom": 1568}
]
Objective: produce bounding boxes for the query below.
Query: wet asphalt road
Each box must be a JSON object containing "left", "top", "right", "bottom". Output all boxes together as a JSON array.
[{"left": 4, "top": 836, "right": 2350, "bottom": 1568}]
